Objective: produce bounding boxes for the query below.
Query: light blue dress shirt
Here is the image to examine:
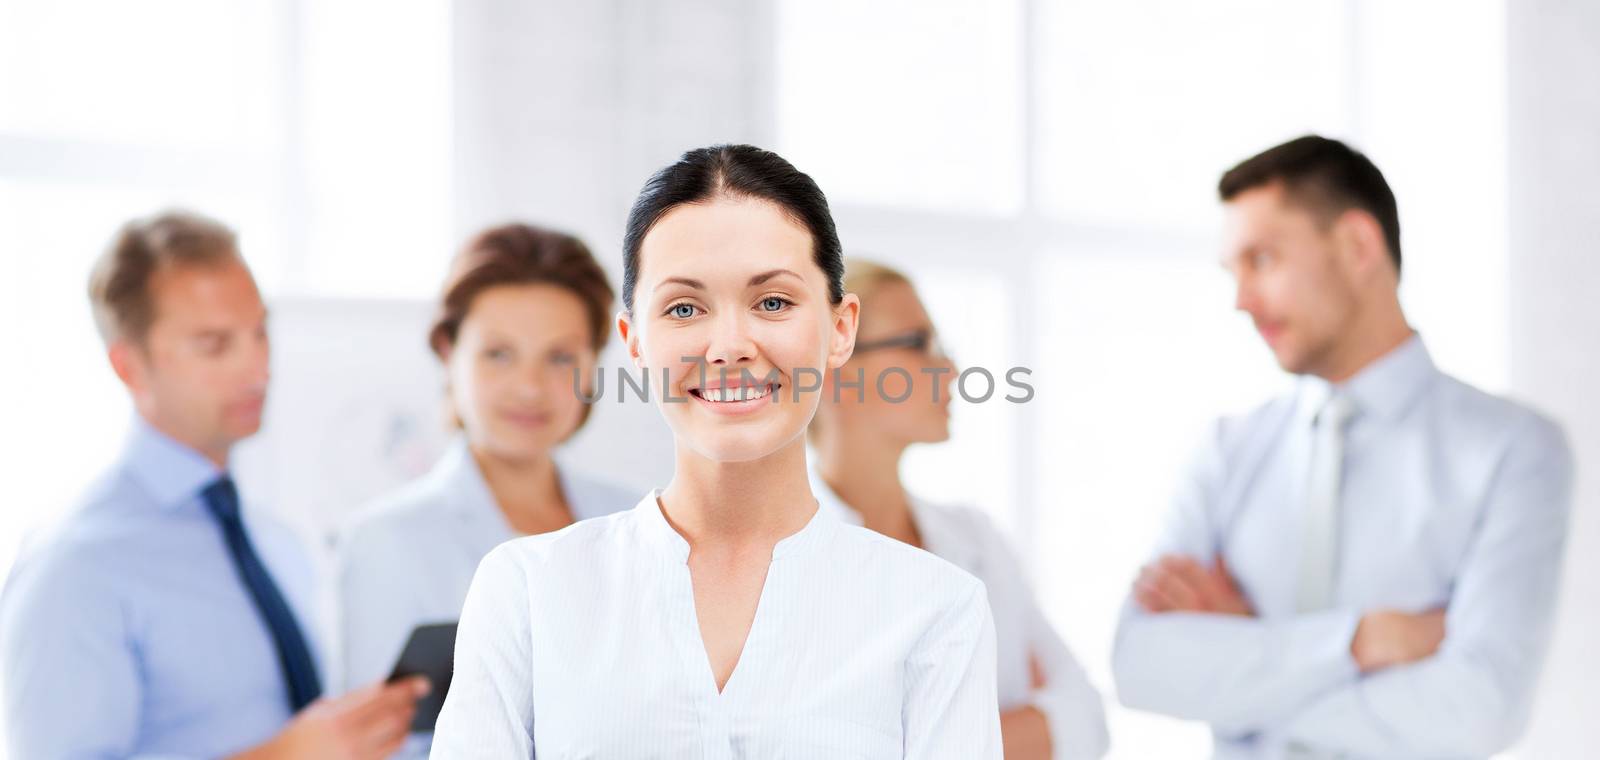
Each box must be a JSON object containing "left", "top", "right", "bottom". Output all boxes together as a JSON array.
[
  {"left": 336, "top": 438, "right": 634, "bottom": 757},
  {"left": 0, "top": 418, "right": 321, "bottom": 760},
  {"left": 1112, "top": 335, "right": 1574, "bottom": 759}
]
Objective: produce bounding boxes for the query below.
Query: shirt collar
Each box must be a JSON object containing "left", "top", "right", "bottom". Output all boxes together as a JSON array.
[
  {"left": 434, "top": 436, "right": 613, "bottom": 529},
  {"left": 432, "top": 438, "right": 501, "bottom": 523},
  {"left": 121, "top": 415, "right": 224, "bottom": 512},
  {"left": 1296, "top": 332, "right": 1437, "bottom": 426},
  {"left": 555, "top": 465, "right": 619, "bottom": 522},
  {"left": 634, "top": 489, "right": 691, "bottom": 562},
  {"left": 805, "top": 462, "right": 961, "bottom": 558},
  {"left": 633, "top": 486, "right": 831, "bottom": 564}
]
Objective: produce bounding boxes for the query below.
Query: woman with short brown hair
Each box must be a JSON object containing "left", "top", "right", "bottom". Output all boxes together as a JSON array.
[{"left": 336, "top": 223, "right": 635, "bottom": 757}]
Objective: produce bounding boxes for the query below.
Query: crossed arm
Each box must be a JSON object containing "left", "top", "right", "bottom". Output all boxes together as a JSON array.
[{"left": 1113, "top": 417, "right": 1573, "bottom": 757}]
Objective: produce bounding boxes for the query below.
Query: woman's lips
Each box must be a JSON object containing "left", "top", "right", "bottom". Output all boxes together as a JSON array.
[
  {"left": 688, "top": 384, "right": 781, "bottom": 416},
  {"left": 499, "top": 410, "right": 552, "bottom": 428}
]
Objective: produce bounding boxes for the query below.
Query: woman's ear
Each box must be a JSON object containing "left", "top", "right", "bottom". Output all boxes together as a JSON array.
[
  {"left": 437, "top": 338, "right": 462, "bottom": 426},
  {"left": 826, "top": 293, "right": 860, "bottom": 370},
  {"left": 616, "top": 310, "right": 643, "bottom": 369}
]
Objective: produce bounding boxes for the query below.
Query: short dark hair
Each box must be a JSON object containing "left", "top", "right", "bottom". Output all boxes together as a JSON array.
[
  {"left": 88, "top": 210, "right": 243, "bottom": 345},
  {"left": 621, "top": 144, "right": 845, "bottom": 313},
  {"left": 1219, "top": 135, "right": 1402, "bottom": 274}
]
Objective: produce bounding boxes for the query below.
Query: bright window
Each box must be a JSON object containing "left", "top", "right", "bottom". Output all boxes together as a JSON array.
[
  {"left": 776, "top": 1, "right": 1508, "bottom": 756},
  {"left": 776, "top": 0, "right": 1026, "bottom": 216},
  {"left": 0, "top": 0, "right": 451, "bottom": 595}
]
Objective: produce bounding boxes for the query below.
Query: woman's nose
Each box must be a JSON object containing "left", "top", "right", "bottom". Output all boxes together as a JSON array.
[{"left": 704, "top": 312, "right": 757, "bottom": 366}]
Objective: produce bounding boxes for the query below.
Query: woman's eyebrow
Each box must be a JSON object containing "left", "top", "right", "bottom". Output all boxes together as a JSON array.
[
  {"left": 653, "top": 269, "right": 802, "bottom": 293},
  {"left": 748, "top": 269, "right": 802, "bottom": 287},
  {"left": 656, "top": 276, "right": 705, "bottom": 292}
]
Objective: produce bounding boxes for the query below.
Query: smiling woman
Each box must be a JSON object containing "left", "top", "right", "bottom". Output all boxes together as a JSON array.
[
  {"left": 628, "top": 195, "right": 840, "bottom": 461},
  {"left": 430, "top": 145, "right": 1005, "bottom": 759},
  {"left": 334, "top": 223, "right": 637, "bottom": 757}
]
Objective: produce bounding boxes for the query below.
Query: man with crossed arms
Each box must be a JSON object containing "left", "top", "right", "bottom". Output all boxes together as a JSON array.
[{"left": 1113, "top": 136, "right": 1573, "bottom": 759}]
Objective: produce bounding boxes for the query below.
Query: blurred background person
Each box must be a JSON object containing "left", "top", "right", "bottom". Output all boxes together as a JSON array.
[
  {"left": 3, "top": 3, "right": 1595, "bottom": 757},
  {"left": 337, "top": 223, "right": 634, "bottom": 755},
  {"left": 809, "top": 258, "right": 1109, "bottom": 760},
  {"left": 1111, "top": 136, "right": 1573, "bottom": 760},
  {"left": 0, "top": 211, "right": 426, "bottom": 760}
]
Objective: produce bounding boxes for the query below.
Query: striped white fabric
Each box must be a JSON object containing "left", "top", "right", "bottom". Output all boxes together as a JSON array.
[{"left": 431, "top": 489, "right": 1003, "bottom": 759}]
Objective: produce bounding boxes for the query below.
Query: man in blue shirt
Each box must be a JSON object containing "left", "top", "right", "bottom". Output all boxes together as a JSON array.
[
  {"left": 1113, "top": 137, "right": 1572, "bottom": 759},
  {"left": 0, "top": 210, "right": 427, "bottom": 759}
]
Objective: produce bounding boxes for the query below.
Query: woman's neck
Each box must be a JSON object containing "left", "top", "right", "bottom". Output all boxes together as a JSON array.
[
  {"left": 468, "top": 443, "right": 570, "bottom": 534},
  {"left": 812, "top": 428, "right": 919, "bottom": 547},
  {"left": 659, "top": 436, "right": 818, "bottom": 550}
]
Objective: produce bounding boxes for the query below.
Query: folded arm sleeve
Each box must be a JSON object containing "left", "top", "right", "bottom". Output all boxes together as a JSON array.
[
  {"left": 1282, "top": 417, "right": 1575, "bottom": 757},
  {"left": 1112, "top": 419, "right": 1361, "bottom": 736}
]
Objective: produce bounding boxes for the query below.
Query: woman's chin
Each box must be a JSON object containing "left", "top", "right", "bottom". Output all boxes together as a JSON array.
[
  {"left": 474, "top": 429, "right": 560, "bottom": 462},
  {"left": 677, "top": 424, "right": 804, "bottom": 466}
]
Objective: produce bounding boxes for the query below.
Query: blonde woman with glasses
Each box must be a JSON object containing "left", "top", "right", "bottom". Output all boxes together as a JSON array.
[{"left": 808, "top": 259, "right": 1110, "bottom": 760}]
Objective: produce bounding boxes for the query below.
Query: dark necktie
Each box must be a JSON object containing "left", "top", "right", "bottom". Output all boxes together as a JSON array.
[{"left": 201, "top": 476, "right": 324, "bottom": 713}]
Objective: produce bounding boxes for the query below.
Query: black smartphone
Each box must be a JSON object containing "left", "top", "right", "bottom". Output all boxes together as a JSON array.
[{"left": 386, "top": 622, "right": 458, "bottom": 731}]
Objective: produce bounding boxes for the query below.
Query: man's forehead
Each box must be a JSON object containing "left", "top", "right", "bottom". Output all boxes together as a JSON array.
[{"left": 149, "top": 269, "right": 263, "bottom": 327}]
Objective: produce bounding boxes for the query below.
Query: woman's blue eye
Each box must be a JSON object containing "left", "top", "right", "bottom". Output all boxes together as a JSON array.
[
  {"left": 668, "top": 303, "right": 698, "bottom": 319},
  {"left": 550, "top": 351, "right": 576, "bottom": 365},
  {"left": 485, "top": 348, "right": 512, "bottom": 362},
  {"left": 759, "top": 297, "right": 791, "bottom": 313}
]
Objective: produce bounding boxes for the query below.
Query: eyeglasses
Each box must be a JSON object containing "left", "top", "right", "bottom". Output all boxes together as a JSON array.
[{"left": 853, "top": 329, "right": 950, "bottom": 361}]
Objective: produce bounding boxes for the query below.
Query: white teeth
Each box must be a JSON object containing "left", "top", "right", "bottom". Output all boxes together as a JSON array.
[{"left": 700, "top": 385, "right": 773, "bottom": 402}]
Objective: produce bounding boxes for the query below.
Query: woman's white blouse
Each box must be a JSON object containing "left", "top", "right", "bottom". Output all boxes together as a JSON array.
[
  {"left": 808, "top": 472, "right": 1111, "bottom": 760},
  {"left": 338, "top": 439, "right": 635, "bottom": 693},
  {"left": 430, "top": 490, "right": 1003, "bottom": 759}
]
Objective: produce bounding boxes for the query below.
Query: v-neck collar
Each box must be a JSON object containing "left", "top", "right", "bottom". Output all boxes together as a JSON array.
[
  {"left": 631, "top": 487, "right": 831, "bottom": 702},
  {"left": 632, "top": 488, "right": 831, "bottom": 564}
]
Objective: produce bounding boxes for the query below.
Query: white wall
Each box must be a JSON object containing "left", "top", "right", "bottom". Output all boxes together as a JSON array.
[
  {"left": 1505, "top": 1, "right": 1600, "bottom": 755},
  {"left": 1, "top": 1, "right": 1592, "bottom": 756},
  {"left": 450, "top": 0, "right": 779, "bottom": 491}
]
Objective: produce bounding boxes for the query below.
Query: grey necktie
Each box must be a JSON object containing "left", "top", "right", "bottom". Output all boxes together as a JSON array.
[
  {"left": 1286, "top": 393, "right": 1356, "bottom": 760},
  {"left": 1296, "top": 393, "right": 1356, "bottom": 613}
]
